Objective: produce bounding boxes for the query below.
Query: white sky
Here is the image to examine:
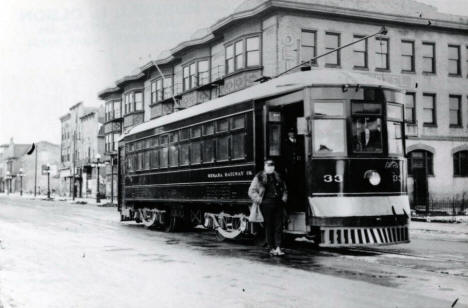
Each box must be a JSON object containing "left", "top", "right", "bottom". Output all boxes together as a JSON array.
[{"left": 0, "top": 0, "right": 467, "bottom": 145}]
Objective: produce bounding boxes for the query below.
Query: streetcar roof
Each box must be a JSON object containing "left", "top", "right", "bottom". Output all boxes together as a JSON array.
[{"left": 120, "top": 69, "right": 401, "bottom": 141}]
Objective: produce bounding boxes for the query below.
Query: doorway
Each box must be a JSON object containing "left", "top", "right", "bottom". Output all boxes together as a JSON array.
[{"left": 266, "top": 102, "right": 306, "bottom": 212}]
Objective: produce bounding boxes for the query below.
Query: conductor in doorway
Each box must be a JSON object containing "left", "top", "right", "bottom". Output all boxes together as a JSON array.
[{"left": 248, "top": 159, "right": 288, "bottom": 256}]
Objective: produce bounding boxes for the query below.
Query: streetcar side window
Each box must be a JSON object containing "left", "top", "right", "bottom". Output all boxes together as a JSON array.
[
  {"left": 387, "top": 101, "right": 404, "bottom": 155},
  {"left": 144, "top": 151, "right": 150, "bottom": 170},
  {"left": 159, "top": 135, "right": 168, "bottom": 168},
  {"left": 203, "top": 122, "right": 214, "bottom": 135},
  {"left": 216, "top": 136, "right": 229, "bottom": 161},
  {"left": 269, "top": 124, "right": 281, "bottom": 156},
  {"left": 150, "top": 149, "right": 159, "bottom": 169},
  {"left": 169, "top": 144, "right": 179, "bottom": 167},
  {"left": 180, "top": 143, "right": 190, "bottom": 166},
  {"left": 231, "top": 132, "right": 245, "bottom": 159},
  {"left": 190, "top": 141, "right": 202, "bottom": 164},
  {"left": 203, "top": 139, "right": 215, "bottom": 163}
]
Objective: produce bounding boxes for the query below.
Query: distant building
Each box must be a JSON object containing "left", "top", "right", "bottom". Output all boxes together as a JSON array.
[
  {"left": 59, "top": 102, "right": 106, "bottom": 198},
  {"left": 98, "top": 0, "right": 468, "bottom": 206},
  {"left": 0, "top": 138, "right": 60, "bottom": 195}
]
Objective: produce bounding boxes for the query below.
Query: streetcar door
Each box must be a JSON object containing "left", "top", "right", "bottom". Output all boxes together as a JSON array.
[
  {"left": 265, "top": 103, "right": 306, "bottom": 212},
  {"left": 282, "top": 102, "right": 306, "bottom": 212}
]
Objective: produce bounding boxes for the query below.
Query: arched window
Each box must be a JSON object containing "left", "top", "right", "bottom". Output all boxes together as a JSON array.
[
  {"left": 408, "top": 150, "right": 433, "bottom": 176},
  {"left": 453, "top": 150, "right": 468, "bottom": 177}
]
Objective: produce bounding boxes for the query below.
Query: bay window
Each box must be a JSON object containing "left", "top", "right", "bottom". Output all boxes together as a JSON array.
[{"left": 225, "top": 35, "right": 261, "bottom": 75}]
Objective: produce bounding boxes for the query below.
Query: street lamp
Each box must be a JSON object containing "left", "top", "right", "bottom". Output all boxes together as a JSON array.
[
  {"left": 46, "top": 164, "right": 51, "bottom": 199},
  {"left": 18, "top": 168, "right": 24, "bottom": 196},
  {"left": 95, "top": 153, "right": 101, "bottom": 203}
]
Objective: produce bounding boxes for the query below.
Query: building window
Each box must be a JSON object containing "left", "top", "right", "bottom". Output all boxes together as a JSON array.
[
  {"left": 164, "top": 76, "right": 173, "bottom": 99},
  {"left": 408, "top": 150, "right": 434, "bottom": 176},
  {"left": 301, "top": 30, "right": 317, "bottom": 64},
  {"left": 401, "top": 40, "right": 415, "bottom": 72},
  {"left": 453, "top": 150, "right": 468, "bottom": 177},
  {"left": 226, "top": 44, "right": 234, "bottom": 74},
  {"left": 405, "top": 92, "right": 416, "bottom": 124},
  {"left": 353, "top": 35, "right": 367, "bottom": 69},
  {"left": 422, "top": 93, "right": 436, "bottom": 126},
  {"left": 448, "top": 45, "right": 461, "bottom": 76},
  {"left": 246, "top": 37, "right": 260, "bottom": 67},
  {"left": 325, "top": 32, "right": 340, "bottom": 66},
  {"left": 124, "top": 91, "right": 142, "bottom": 114},
  {"left": 422, "top": 42, "right": 435, "bottom": 73},
  {"left": 183, "top": 60, "right": 209, "bottom": 91},
  {"left": 151, "top": 79, "right": 163, "bottom": 103},
  {"left": 235, "top": 40, "right": 244, "bottom": 70},
  {"left": 114, "top": 100, "right": 121, "bottom": 118},
  {"left": 375, "top": 37, "right": 389, "bottom": 70},
  {"left": 134, "top": 91, "right": 143, "bottom": 110},
  {"left": 198, "top": 60, "right": 209, "bottom": 86},
  {"left": 183, "top": 66, "right": 190, "bottom": 91},
  {"left": 449, "top": 95, "right": 462, "bottom": 127},
  {"left": 225, "top": 35, "right": 260, "bottom": 75}
]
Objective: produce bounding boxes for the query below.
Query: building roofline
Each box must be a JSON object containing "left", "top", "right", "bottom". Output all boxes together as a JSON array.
[
  {"left": 60, "top": 113, "right": 71, "bottom": 121},
  {"left": 115, "top": 72, "right": 145, "bottom": 87},
  {"left": 97, "top": 86, "right": 121, "bottom": 99},
  {"left": 69, "top": 102, "right": 83, "bottom": 111}
]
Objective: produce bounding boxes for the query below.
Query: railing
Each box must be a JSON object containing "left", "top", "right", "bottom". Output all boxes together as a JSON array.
[{"left": 413, "top": 193, "right": 468, "bottom": 216}]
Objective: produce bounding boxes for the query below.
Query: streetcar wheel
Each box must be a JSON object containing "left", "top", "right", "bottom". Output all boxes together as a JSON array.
[
  {"left": 214, "top": 227, "right": 242, "bottom": 241},
  {"left": 163, "top": 215, "right": 180, "bottom": 232},
  {"left": 140, "top": 209, "right": 159, "bottom": 228}
]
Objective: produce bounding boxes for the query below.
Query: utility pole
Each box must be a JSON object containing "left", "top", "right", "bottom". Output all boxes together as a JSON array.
[
  {"left": 110, "top": 155, "right": 114, "bottom": 206},
  {"left": 34, "top": 144, "right": 38, "bottom": 197}
]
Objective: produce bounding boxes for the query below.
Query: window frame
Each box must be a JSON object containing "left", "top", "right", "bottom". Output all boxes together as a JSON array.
[
  {"left": 449, "top": 95, "right": 462, "bottom": 128},
  {"left": 182, "top": 58, "right": 210, "bottom": 92},
  {"left": 301, "top": 29, "right": 317, "bottom": 65},
  {"left": 408, "top": 150, "right": 434, "bottom": 176},
  {"left": 311, "top": 100, "right": 347, "bottom": 157},
  {"left": 375, "top": 37, "right": 390, "bottom": 71},
  {"left": 405, "top": 92, "right": 416, "bottom": 124},
  {"left": 448, "top": 44, "right": 461, "bottom": 76},
  {"left": 324, "top": 32, "right": 341, "bottom": 67},
  {"left": 352, "top": 35, "right": 368, "bottom": 69},
  {"left": 422, "top": 93, "right": 437, "bottom": 127},
  {"left": 453, "top": 150, "right": 468, "bottom": 177},
  {"left": 422, "top": 42, "right": 436, "bottom": 74},
  {"left": 401, "top": 40, "right": 415, "bottom": 73},
  {"left": 224, "top": 34, "right": 261, "bottom": 75}
]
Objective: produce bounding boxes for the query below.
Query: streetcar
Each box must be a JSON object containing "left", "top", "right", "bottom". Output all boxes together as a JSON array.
[{"left": 117, "top": 69, "right": 410, "bottom": 247}]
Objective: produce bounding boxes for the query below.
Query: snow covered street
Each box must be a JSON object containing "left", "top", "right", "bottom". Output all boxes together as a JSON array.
[{"left": 0, "top": 195, "right": 467, "bottom": 308}]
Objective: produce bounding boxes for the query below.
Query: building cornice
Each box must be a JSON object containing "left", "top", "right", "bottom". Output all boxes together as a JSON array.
[
  {"left": 98, "top": 87, "right": 121, "bottom": 100},
  {"left": 60, "top": 113, "right": 71, "bottom": 122},
  {"left": 115, "top": 72, "right": 145, "bottom": 88}
]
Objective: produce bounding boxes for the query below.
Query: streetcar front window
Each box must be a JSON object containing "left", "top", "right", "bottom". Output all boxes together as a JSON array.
[
  {"left": 313, "top": 119, "right": 345, "bottom": 154},
  {"left": 351, "top": 117, "right": 383, "bottom": 153},
  {"left": 351, "top": 99, "right": 383, "bottom": 153}
]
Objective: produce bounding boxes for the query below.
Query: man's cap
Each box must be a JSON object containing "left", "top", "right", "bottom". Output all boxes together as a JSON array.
[{"left": 264, "top": 159, "right": 275, "bottom": 166}]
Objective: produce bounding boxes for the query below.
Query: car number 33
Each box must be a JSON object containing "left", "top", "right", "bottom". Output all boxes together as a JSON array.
[{"left": 323, "top": 174, "right": 343, "bottom": 183}]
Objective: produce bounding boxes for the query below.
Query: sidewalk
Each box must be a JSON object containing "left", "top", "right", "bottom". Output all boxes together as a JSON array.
[
  {"left": 0, "top": 193, "right": 117, "bottom": 207},
  {"left": 411, "top": 215, "right": 468, "bottom": 224}
]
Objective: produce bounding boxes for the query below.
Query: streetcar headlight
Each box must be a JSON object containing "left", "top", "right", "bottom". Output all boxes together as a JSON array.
[
  {"left": 364, "top": 170, "right": 381, "bottom": 186},
  {"left": 368, "top": 171, "right": 381, "bottom": 186}
]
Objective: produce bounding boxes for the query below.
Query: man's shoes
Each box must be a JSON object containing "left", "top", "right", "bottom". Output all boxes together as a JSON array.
[{"left": 274, "top": 247, "right": 285, "bottom": 256}]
